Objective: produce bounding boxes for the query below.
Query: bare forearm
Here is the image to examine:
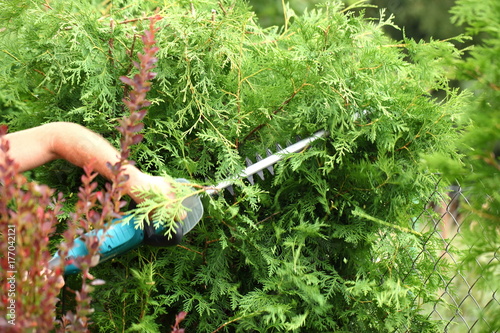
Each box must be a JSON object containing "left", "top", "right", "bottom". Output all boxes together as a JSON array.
[
  {"left": 2, "top": 122, "right": 142, "bottom": 197},
  {"left": 4, "top": 123, "right": 118, "bottom": 172},
  {"left": 1, "top": 121, "right": 181, "bottom": 216},
  {"left": 47, "top": 122, "right": 128, "bottom": 180}
]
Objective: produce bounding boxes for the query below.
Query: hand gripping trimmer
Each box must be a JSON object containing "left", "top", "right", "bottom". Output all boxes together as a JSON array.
[{"left": 49, "top": 130, "right": 327, "bottom": 274}]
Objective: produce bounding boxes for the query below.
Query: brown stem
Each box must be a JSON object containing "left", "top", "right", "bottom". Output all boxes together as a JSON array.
[{"left": 243, "top": 82, "right": 310, "bottom": 142}]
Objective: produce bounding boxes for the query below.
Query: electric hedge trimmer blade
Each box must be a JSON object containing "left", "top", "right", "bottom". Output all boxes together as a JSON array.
[
  {"left": 206, "top": 130, "right": 327, "bottom": 195},
  {"left": 50, "top": 130, "right": 327, "bottom": 274}
]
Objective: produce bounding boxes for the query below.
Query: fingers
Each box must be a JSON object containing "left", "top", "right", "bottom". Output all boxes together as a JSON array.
[
  {"left": 128, "top": 173, "right": 188, "bottom": 221},
  {"left": 177, "top": 209, "right": 188, "bottom": 221}
]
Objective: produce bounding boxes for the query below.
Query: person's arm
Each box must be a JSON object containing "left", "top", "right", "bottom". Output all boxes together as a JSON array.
[{"left": 0, "top": 122, "right": 175, "bottom": 205}]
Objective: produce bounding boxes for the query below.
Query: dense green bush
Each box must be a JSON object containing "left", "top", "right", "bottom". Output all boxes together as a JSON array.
[
  {"left": 1, "top": 0, "right": 470, "bottom": 331},
  {"left": 427, "top": 0, "right": 500, "bottom": 331}
]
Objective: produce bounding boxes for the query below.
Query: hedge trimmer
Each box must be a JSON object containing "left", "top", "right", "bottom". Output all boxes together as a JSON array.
[{"left": 49, "top": 130, "right": 327, "bottom": 274}]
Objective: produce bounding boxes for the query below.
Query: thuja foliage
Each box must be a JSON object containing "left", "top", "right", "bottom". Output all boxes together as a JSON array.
[
  {"left": 426, "top": 0, "right": 500, "bottom": 331},
  {"left": 0, "top": 0, "right": 470, "bottom": 331}
]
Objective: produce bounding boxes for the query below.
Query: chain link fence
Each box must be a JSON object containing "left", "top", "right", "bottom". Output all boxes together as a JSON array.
[{"left": 407, "top": 184, "right": 499, "bottom": 332}]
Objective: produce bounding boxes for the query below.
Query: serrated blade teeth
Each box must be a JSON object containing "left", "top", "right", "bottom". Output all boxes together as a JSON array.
[
  {"left": 245, "top": 157, "right": 255, "bottom": 184},
  {"left": 266, "top": 149, "right": 275, "bottom": 175},
  {"left": 255, "top": 154, "right": 265, "bottom": 180},
  {"left": 208, "top": 130, "right": 327, "bottom": 196}
]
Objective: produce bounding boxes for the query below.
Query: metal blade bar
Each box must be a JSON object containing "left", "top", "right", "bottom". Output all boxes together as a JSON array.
[{"left": 206, "top": 130, "right": 327, "bottom": 195}]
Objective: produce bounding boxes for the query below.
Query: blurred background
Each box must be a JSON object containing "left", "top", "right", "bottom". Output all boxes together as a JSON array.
[{"left": 248, "top": 0, "right": 462, "bottom": 41}]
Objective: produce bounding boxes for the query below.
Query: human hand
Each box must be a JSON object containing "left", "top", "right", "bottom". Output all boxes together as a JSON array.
[{"left": 125, "top": 170, "right": 187, "bottom": 221}]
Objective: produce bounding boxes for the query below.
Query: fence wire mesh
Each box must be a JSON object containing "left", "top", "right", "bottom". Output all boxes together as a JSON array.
[{"left": 406, "top": 184, "right": 499, "bottom": 332}]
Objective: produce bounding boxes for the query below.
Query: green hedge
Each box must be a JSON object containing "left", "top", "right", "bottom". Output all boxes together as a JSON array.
[{"left": 0, "top": 0, "right": 470, "bottom": 331}]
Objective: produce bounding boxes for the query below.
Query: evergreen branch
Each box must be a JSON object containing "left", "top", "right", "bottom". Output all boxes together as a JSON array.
[
  {"left": 176, "top": 244, "right": 203, "bottom": 256},
  {"left": 462, "top": 202, "right": 500, "bottom": 223},
  {"left": 211, "top": 311, "right": 264, "bottom": 333},
  {"left": 243, "top": 80, "right": 311, "bottom": 142},
  {"left": 281, "top": 0, "right": 289, "bottom": 33},
  {"left": 341, "top": 0, "right": 377, "bottom": 13},
  {"left": 352, "top": 208, "right": 422, "bottom": 236},
  {"left": 1, "top": 49, "right": 23, "bottom": 63},
  {"left": 118, "top": 15, "right": 164, "bottom": 25}
]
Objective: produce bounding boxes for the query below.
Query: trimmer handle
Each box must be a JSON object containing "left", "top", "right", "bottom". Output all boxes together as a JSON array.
[
  {"left": 49, "top": 179, "right": 203, "bottom": 275},
  {"left": 48, "top": 216, "right": 145, "bottom": 274}
]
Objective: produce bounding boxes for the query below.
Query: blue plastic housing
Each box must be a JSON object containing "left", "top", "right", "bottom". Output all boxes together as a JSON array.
[
  {"left": 48, "top": 178, "right": 204, "bottom": 275},
  {"left": 49, "top": 216, "right": 144, "bottom": 275}
]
